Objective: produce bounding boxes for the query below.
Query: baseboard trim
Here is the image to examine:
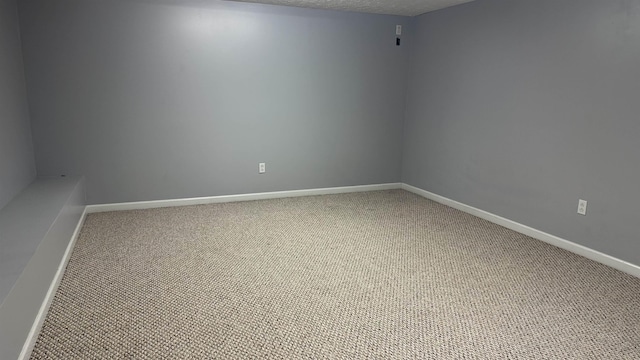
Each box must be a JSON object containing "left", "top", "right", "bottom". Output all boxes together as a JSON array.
[
  {"left": 21, "top": 182, "right": 636, "bottom": 358},
  {"left": 401, "top": 183, "right": 640, "bottom": 278},
  {"left": 18, "top": 207, "right": 88, "bottom": 360},
  {"left": 86, "top": 181, "right": 639, "bottom": 278},
  {"left": 86, "top": 183, "right": 403, "bottom": 213}
]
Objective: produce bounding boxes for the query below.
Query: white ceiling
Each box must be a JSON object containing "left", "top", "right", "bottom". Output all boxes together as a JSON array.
[{"left": 228, "top": 0, "right": 476, "bottom": 17}]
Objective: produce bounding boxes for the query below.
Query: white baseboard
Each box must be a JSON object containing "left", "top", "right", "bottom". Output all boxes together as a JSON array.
[
  {"left": 21, "top": 182, "right": 638, "bottom": 359},
  {"left": 86, "top": 183, "right": 402, "bottom": 213},
  {"left": 87, "top": 181, "right": 640, "bottom": 278},
  {"left": 401, "top": 183, "right": 640, "bottom": 278},
  {"left": 18, "top": 207, "right": 88, "bottom": 360}
]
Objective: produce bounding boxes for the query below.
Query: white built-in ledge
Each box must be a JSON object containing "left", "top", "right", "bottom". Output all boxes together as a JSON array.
[{"left": 0, "top": 176, "right": 86, "bottom": 360}]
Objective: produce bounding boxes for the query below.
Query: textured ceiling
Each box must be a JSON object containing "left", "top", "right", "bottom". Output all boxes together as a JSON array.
[{"left": 227, "top": 0, "right": 476, "bottom": 17}]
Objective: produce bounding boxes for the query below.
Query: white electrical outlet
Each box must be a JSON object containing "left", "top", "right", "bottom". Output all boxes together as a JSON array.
[
  {"left": 577, "top": 199, "right": 587, "bottom": 215},
  {"left": 396, "top": 25, "right": 402, "bottom": 36},
  {"left": 259, "top": 163, "right": 266, "bottom": 174}
]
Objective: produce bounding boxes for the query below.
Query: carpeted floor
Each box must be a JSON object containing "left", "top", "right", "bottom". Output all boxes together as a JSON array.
[{"left": 31, "top": 190, "right": 640, "bottom": 359}]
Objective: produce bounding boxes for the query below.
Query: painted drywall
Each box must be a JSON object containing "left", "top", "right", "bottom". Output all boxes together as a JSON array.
[
  {"left": 402, "top": 0, "right": 640, "bottom": 265},
  {"left": 0, "top": 0, "right": 36, "bottom": 210},
  {"left": 18, "top": 0, "right": 410, "bottom": 204}
]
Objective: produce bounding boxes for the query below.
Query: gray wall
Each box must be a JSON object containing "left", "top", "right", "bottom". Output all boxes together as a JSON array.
[
  {"left": 18, "top": 0, "right": 410, "bottom": 204},
  {"left": 0, "top": 0, "right": 36, "bottom": 210},
  {"left": 403, "top": 0, "right": 640, "bottom": 265}
]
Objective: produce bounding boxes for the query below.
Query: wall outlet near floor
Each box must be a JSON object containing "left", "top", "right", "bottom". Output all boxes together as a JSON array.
[
  {"left": 259, "top": 162, "right": 266, "bottom": 174},
  {"left": 577, "top": 199, "right": 587, "bottom": 215}
]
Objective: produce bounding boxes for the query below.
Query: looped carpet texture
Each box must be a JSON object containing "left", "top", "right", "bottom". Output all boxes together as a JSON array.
[{"left": 30, "top": 190, "right": 640, "bottom": 359}]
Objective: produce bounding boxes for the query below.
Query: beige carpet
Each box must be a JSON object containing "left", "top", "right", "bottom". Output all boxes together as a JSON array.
[{"left": 31, "top": 190, "right": 640, "bottom": 359}]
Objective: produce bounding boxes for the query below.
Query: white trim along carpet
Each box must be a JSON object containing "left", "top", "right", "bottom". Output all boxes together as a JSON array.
[{"left": 30, "top": 189, "right": 640, "bottom": 359}]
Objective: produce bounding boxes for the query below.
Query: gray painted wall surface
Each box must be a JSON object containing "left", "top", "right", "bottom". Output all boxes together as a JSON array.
[
  {"left": 402, "top": 0, "right": 640, "bottom": 264},
  {"left": 19, "top": 0, "right": 410, "bottom": 204},
  {"left": 0, "top": 0, "right": 36, "bottom": 210}
]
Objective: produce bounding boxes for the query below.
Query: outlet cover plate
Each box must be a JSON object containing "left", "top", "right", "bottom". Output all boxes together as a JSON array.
[{"left": 577, "top": 199, "right": 587, "bottom": 215}]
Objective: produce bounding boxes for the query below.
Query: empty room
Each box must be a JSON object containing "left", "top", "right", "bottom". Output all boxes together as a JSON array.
[{"left": 1, "top": 0, "right": 639, "bottom": 358}]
